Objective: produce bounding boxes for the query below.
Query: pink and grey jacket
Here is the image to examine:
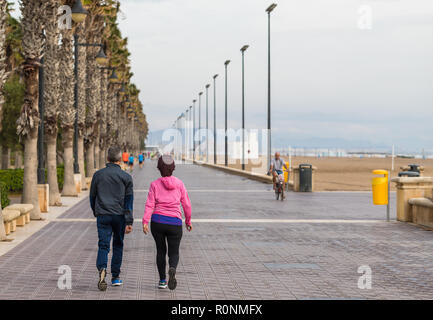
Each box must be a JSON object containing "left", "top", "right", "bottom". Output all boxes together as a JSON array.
[{"left": 142, "top": 176, "right": 192, "bottom": 226}]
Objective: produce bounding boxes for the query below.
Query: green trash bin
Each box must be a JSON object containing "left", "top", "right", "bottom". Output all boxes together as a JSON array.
[{"left": 299, "top": 164, "right": 312, "bottom": 192}]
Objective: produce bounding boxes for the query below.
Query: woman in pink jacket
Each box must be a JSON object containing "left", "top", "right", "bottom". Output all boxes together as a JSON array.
[{"left": 142, "top": 155, "right": 192, "bottom": 290}]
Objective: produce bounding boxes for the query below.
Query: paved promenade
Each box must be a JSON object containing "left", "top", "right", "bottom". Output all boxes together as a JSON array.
[{"left": 0, "top": 161, "right": 432, "bottom": 300}]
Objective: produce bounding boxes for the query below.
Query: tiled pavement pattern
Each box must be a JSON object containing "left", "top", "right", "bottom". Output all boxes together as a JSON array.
[{"left": 0, "top": 161, "right": 432, "bottom": 299}]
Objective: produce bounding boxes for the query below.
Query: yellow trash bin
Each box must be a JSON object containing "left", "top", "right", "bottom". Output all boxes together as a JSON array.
[
  {"left": 283, "top": 161, "right": 290, "bottom": 183},
  {"left": 372, "top": 170, "right": 389, "bottom": 205}
]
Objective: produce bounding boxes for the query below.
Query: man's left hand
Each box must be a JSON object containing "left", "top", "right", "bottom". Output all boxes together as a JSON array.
[{"left": 125, "top": 225, "right": 133, "bottom": 234}]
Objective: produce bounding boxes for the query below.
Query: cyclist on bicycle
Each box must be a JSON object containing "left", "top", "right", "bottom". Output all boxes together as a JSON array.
[{"left": 269, "top": 152, "right": 289, "bottom": 194}]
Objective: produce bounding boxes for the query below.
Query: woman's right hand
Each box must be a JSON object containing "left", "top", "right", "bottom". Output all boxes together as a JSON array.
[
  {"left": 143, "top": 224, "right": 149, "bottom": 234},
  {"left": 186, "top": 224, "right": 192, "bottom": 232}
]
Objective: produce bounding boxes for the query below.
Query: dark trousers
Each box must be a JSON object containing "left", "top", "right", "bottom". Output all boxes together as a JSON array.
[
  {"left": 151, "top": 221, "right": 183, "bottom": 281},
  {"left": 96, "top": 215, "right": 126, "bottom": 278}
]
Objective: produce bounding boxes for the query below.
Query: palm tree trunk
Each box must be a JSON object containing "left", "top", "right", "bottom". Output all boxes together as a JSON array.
[
  {"left": 1, "top": 146, "right": 10, "bottom": 169},
  {"left": 59, "top": 26, "right": 76, "bottom": 196},
  {"left": 0, "top": 0, "right": 8, "bottom": 239},
  {"left": 14, "top": 150, "right": 23, "bottom": 168},
  {"left": 99, "top": 147, "right": 106, "bottom": 168},
  {"left": 61, "top": 128, "right": 77, "bottom": 196},
  {"left": 94, "top": 127, "right": 100, "bottom": 171},
  {"left": 78, "top": 135, "right": 86, "bottom": 189},
  {"left": 22, "top": 126, "right": 41, "bottom": 220},
  {"left": 94, "top": 140, "right": 100, "bottom": 171},
  {"left": 85, "top": 140, "right": 94, "bottom": 177},
  {"left": 43, "top": 0, "right": 61, "bottom": 204},
  {"left": 46, "top": 132, "right": 61, "bottom": 205}
]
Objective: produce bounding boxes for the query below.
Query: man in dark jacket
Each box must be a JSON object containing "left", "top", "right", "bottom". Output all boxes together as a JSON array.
[{"left": 90, "top": 146, "right": 134, "bottom": 291}]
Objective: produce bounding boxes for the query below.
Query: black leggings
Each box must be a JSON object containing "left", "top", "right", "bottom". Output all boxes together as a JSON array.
[{"left": 151, "top": 221, "right": 183, "bottom": 281}]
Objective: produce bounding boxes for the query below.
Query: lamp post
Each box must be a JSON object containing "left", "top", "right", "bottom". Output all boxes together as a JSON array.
[
  {"left": 266, "top": 3, "right": 277, "bottom": 173},
  {"left": 37, "top": 1, "right": 89, "bottom": 185},
  {"left": 189, "top": 106, "right": 192, "bottom": 160},
  {"left": 37, "top": 57, "right": 45, "bottom": 184},
  {"left": 205, "top": 84, "right": 210, "bottom": 163},
  {"left": 72, "top": 38, "right": 108, "bottom": 174},
  {"left": 240, "top": 45, "right": 249, "bottom": 171},
  {"left": 213, "top": 74, "right": 218, "bottom": 164},
  {"left": 193, "top": 99, "right": 196, "bottom": 161},
  {"left": 184, "top": 109, "right": 187, "bottom": 161},
  {"left": 71, "top": 0, "right": 90, "bottom": 175},
  {"left": 224, "top": 60, "right": 230, "bottom": 167},
  {"left": 198, "top": 92, "right": 203, "bottom": 160}
]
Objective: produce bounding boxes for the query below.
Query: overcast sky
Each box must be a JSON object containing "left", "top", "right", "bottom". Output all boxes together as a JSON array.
[
  {"left": 11, "top": 0, "right": 433, "bottom": 151},
  {"left": 115, "top": 0, "right": 433, "bottom": 151}
]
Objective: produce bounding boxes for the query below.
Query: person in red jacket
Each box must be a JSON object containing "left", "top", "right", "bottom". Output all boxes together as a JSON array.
[{"left": 122, "top": 151, "right": 129, "bottom": 170}]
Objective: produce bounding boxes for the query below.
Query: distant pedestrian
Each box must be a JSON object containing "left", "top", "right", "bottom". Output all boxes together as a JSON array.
[
  {"left": 122, "top": 151, "right": 129, "bottom": 170},
  {"left": 90, "top": 146, "right": 134, "bottom": 291},
  {"left": 128, "top": 154, "right": 134, "bottom": 172},
  {"left": 142, "top": 155, "right": 192, "bottom": 290},
  {"left": 138, "top": 153, "right": 144, "bottom": 169}
]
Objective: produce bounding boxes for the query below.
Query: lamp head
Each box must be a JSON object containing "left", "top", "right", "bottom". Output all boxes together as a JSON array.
[
  {"left": 266, "top": 3, "right": 277, "bottom": 13},
  {"left": 206, "top": 84, "right": 210, "bottom": 89},
  {"left": 71, "top": 0, "right": 88, "bottom": 23},
  {"left": 119, "top": 83, "right": 126, "bottom": 95},
  {"left": 241, "top": 45, "right": 249, "bottom": 52},
  {"left": 213, "top": 74, "right": 218, "bottom": 79},
  {"left": 95, "top": 47, "right": 109, "bottom": 66},
  {"left": 109, "top": 69, "right": 119, "bottom": 83},
  {"left": 224, "top": 60, "right": 231, "bottom": 66}
]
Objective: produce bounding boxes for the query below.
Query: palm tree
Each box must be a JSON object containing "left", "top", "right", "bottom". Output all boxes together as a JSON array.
[
  {"left": 84, "top": 10, "right": 104, "bottom": 176},
  {"left": 98, "top": 69, "right": 109, "bottom": 168},
  {"left": 0, "top": 0, "right": 9, "bottom": 240},
  {"left": 76, "top": 23, "right": 87, "bottom": 190},
  {"left": 16, "top": 0, "right": 45, "bottom": 220},
  {"left": 59, "top": 24, "right": 77, "bottom": 197},
  {"left": 44, "top": 0, "right": 62, "bottom": 205}
]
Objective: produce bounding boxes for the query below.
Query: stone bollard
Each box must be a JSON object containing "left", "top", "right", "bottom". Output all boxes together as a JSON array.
[
  {"left": 85, "top": 177, "right": 92, "bottom": 190},
  {"left": 74, "top": 174, "right": 82, "bottom": 194},
  {"left": 391, "top": 177, "right": 433, "bottom": 222},
  {"left": 37, "top": 184, "right": 49, "bottom": 213}
]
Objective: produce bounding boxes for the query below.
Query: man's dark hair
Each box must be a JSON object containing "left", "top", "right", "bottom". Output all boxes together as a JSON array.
[
  {"left": 157, "top": 155, "right": 175, "bottom": 177},
  {"left": 107, "top": 146, "right": 122, "bottom": 163}
]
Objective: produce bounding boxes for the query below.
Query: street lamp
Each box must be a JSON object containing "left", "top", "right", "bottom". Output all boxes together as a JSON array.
[
  {"left": 240, "top": 45, "right": 249, "bottom": 171},
  {"left": 266, "top": 3, "right": 277, "bottom": 174},
  {"left": 224, "top": 60, "right": 230, "bottom": 167},
  {"left": 205, "top": 84, "right": 210, "bottom": 163},
  {"left": 71, "top": 0, "right": 88, "bottom": 23},
  {"left": 213, "top": 74, "right": 218, "bottom": 165},
  {"left": 108, "top": 68, "right": 119, "bottom": 83},
  {"left": 183, "top": 108, "right": 189, "bottom": 163},
  {"left": 198, "top": 92, "right": 203, "bottom": 160},
  {"left": 71, "top": 8, "right": 104, "bottom": 175},
  {"left": 189, "top": 106, "right": 192, "bottom": 160},
  {"left": 119, "top": 82, "right": 127, "bottom": 96},
  {"left": 193, "top": 99, "right": 196, "bottom": 161},
  {"left": 95, "top": 47, "right": 109, "bottom": 66}
]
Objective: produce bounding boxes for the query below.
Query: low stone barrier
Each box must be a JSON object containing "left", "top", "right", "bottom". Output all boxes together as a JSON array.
[
  {"left": 193, "top": 161, "right": 273, "bottom": 184},
  {"left": 391, "top": 177, "right": 433, "bottom": 228},
  {"left": 408, "top": 198, "right": 433, "bottom": 229}
]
